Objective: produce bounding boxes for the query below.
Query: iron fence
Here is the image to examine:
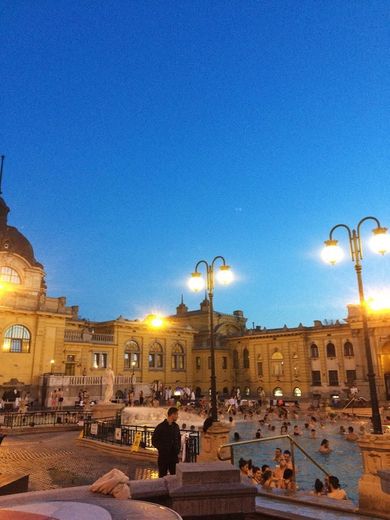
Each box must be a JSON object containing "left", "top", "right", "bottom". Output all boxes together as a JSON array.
[
  {"left": 0, "top": 409, "right": 92, "bottom": 429},
  {"left": 83, "top": 417, "right": 200, "bottom": 462}
]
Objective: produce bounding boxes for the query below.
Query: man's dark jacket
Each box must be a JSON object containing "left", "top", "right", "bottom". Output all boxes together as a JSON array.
[{"left": 152, "top": 419, "right": 181, "bottom": 459}]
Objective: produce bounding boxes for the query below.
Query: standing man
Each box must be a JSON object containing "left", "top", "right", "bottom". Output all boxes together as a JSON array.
[{"left": 152, "top": 407, "right": 181, "bottom": 478}]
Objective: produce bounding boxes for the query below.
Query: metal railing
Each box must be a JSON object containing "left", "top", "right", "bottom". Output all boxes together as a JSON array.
[
  {"left": 218, "top": 434, "right": 330, "bottom": 480},
  {"left": 83, "top": 417, "right": 200, "bottom": 462},
  {"left": 0, "top": 409, "right": 92, "bottom": 429}
]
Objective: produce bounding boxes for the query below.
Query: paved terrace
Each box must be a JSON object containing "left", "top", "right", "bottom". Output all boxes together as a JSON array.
[{"left": 0, "top": 430, "right": 157, "bottom": 491}]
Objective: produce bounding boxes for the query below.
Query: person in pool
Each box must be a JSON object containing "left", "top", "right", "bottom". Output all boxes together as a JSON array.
[
  {"left": 327, "top": 476, "right": 347, "bottom": 500},
  {"left": 319, "top": 438, "right": 332, "bottom": 454}
]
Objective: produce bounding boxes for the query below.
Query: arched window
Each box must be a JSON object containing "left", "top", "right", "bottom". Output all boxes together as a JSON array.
[
  {"left": 172, "top": 343, "right": 185, "bottom": 370},
  {"left": 344, "top": 341, "right": 354, "bottom": 357},
  {"left": 271, "top": 351, "right": 284, "bottom": 376},
  {"left": 257, "top": 386, "right": 264, "bottom": 397},
  {"left": 310, "top": 344, "right": 319, "bottom": 358},
  {"left": 293, "top": 387, "right": 302, "bottom": 397},
  {"left": 124, "top": 339, "right": 140, "bottom": 370},
  {"left": 243, "top": 348, "right": 250, "bottom": 369},
  {"left": 0, "top": 266, "right": 21, "bottom": 284},
  {"left": 233, "top": 350, "right": 239, "bottom": 369},
  {"left": 326, "top": 343, "right": 336, "bottom": 358},
  {"left": 273, "top": 387, "right": 283, "bottom": 397},
  {"left": 3, "top": 324, "right": 31, "bottom": 353},
  {"left": 148, "top": 341, "right": 163, "bottom": 369}
]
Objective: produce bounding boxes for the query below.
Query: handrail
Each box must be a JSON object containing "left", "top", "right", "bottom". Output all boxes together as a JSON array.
[{"left": 217, "top": 434, "right": 330, "bottom": 478}]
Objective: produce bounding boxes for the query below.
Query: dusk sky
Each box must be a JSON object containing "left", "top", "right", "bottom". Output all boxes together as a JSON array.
[{"left": 1, "top": 1, "right": 389, "bottom": 328}]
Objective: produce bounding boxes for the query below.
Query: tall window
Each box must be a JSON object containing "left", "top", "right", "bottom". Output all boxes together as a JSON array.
[
  {"left": 65, "top": 354, "right": 75, "bottom": 375},
  {"left": 124, "top": 340, "right": 140, "bottom": 369},
  {"left": 243, "top": 348, "right": 250, "bottom": 369},
  {"left": 344, "top": 341, "right": 354, "bottom": 357},
  {"left": 3, "top": 325, "right": 30, "bottom": 353},
  {"left": 311, "top": 370, "right": 321, "bottom": 386},
  {"left": 93, "top": 352, "right": 107, "bottom": 369},
  {"left": 0, "top": 266, "right": 20, "bottom": 284},
  {"left": 326, "top": 343, "right": 336, "bottom": 358},
  {"left": 172, "top": 343, "right": 185, "bottom": 370},
  {"left": 310, "top": 344, "right": 319, "bottom": 358},
  {"left": 257, "top": 355, "right": 263, "bottom": 377},
  {"left": 328, "top": 370, "right": 339, "bottom": 386},
  {"left": 346, "top": 370, "right": 357, "bottom": 385},
  {"left": 271, "top": 351, "right": 284, "bottom": 376},
  {"left": 222, "top": 356, "right": 228, "bottom": 369},
  {"left": 149, "top": 341, "right": 163, "bottom": 369},
  {"left": 195, "top": 356, "right": 201, "bottom": 370},
  {"left": 233, "top": 350, "right": 239, "bottom": 369}
]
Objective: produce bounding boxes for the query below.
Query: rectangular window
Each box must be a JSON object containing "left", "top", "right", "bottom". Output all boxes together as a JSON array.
[
  {"left": 65, "top": 354, "right": 76, "bottom": 376},
  {"left": 346, "top": 370, "right": 356, "bottom": 385},
  {"left": 196, "top": 357, "right": 201, "bottom": 370},
  {"left": 222, "top": 356, "right": 227, "bottom": 369},
  {"left": 257, "top": 361, "right": 263, "bottom": 377},
  {"left": 125, "top": 352, "right": 140, "bottom": 370},
  {"left": 93, "top": 352, "right": 107, "bottom": 369},
  {"left": 328, "top": 370, "right": 339, "bottom": 386},
  {"left": 208, "top": 356, "right": 211, "bottom": 369},
  {"left": 172, "top": 355, "right": 184, "bottom": 370},
  {"left": 311, "top": 370, "right": 321, "bottom": 386}
]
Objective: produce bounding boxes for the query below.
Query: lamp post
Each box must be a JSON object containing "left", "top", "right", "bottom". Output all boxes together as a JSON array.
[
  {"left": 50, "top": 359, "right": 55, "bottom": 374},
  {"left": 188, "top": 256, "right": 233, "bottom": 422},
  {"left": 321, "top": 216, "right": 390, "bottom": 434}
]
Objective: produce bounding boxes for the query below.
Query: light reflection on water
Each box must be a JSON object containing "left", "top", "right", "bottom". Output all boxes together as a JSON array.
[{"left": 229, "top": 419, "right": 365, "bottom": 503}]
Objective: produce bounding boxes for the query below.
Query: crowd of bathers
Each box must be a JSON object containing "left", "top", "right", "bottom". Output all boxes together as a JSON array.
[{"left": 238, "top": 446, "right": 347, "bottom": 500}]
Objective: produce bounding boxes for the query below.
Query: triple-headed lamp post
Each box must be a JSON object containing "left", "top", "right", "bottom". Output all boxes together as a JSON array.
[
  {"left": 188, "top": 256, "right": 233, "bottom": 422},
  {"left": 322, "top": 216, "right": 390, "bottom": 435}
]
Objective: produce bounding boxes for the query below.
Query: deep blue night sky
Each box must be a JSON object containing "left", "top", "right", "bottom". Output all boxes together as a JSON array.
[{"left": 1, "top": 1, "right": 389, "bottom": 327}]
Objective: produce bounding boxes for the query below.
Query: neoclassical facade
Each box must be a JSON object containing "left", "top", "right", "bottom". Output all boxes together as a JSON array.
[
  {"left": 224, "top": 307, "right": 390, "bottom": 403},
  {"left": 0, "top": 192, "right": 389, "bottom": 405}
]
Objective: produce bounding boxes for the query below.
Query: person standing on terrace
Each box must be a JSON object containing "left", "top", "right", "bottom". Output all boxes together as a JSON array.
[{"left": 152, "top": 407, "right": 181, "bottom": 478}]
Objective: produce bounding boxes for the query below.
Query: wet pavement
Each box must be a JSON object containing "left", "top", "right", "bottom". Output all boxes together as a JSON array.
[{"left": 0, "top": 431, "right": 158, "bottom": 491}]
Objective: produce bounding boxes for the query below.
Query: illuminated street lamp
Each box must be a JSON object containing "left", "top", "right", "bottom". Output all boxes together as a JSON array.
[
  {"left": 322, "top": 216, "right": 390, "bottom": 434},
  {"left": 188, "top": 256, "right": 233, "bottom": 422},
  {"left": 50, "top": 359, "right": 55, "bottom": 374},
  {"left": 145, "top": 314, "right": 165, "bottom": 329}
]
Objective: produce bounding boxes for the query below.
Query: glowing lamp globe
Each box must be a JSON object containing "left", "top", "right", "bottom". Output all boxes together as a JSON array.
[
  {"left": 216, "top": 265, "right": 233, "bottom": 285},
  {"left": 321, "top": 239, "right": 344, "bottom": 265},
  {"left": 188, "top": 272, "right": 205, "bottom": 292},
  {"left": 370, "top": 227, "right": 390, "bottom": 256}
]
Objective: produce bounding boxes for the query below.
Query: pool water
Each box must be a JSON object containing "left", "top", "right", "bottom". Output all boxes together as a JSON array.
[{"left": 229, "top": 419, "right": 364, "bottom": 503}]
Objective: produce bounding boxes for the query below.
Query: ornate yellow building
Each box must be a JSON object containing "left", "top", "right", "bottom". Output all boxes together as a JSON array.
[{"left": 0, "top": 193, "right": 389, "bottom": 406}]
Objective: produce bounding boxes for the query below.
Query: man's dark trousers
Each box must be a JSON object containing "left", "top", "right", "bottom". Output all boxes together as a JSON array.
[{"left": 158, "top": 451, "right": 177, "bottom": 478}]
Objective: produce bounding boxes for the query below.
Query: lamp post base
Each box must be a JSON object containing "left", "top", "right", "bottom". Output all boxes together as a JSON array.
[{"left": 358, "top": 432, "right": 390, "bottom": 517}]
